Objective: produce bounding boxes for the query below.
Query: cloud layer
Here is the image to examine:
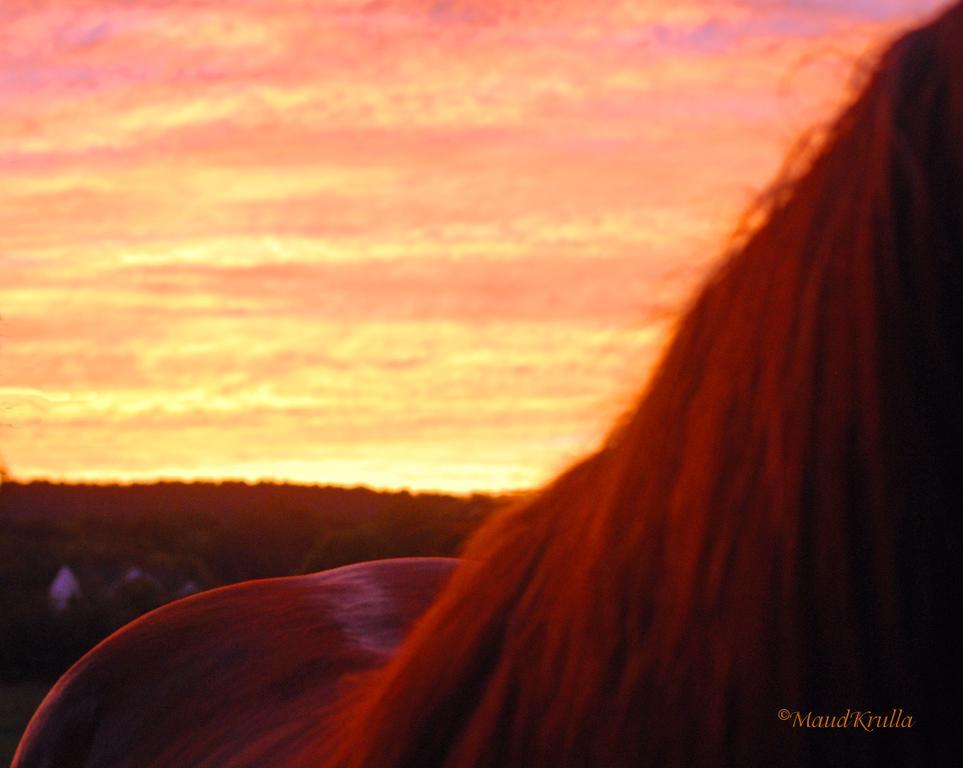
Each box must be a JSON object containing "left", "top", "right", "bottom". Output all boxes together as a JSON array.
[{"left": 0, "top": 0, "right": 949, "bottom": 490}]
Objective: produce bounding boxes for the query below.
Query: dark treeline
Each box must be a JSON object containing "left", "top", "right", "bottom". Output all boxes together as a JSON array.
[{"left": 0, "top": 481, "right": 506, "bottom": 683}]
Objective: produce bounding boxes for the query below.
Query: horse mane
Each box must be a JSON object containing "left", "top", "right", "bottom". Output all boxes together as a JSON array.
[{"left": 320, "top": 5, "right": 962, "bottom": 766}]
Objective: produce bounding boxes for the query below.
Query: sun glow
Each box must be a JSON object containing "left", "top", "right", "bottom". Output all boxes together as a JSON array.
[{"left": 0, "top": 0, "right": 949, "bottom": 491}]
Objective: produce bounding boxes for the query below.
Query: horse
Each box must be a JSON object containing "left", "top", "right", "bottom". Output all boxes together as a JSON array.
[
  {"left": 14, "top": 558, "right": 457, "bottom": 767},
  {"left": 15, "top": 2, "right": 961, "bottom": 766}
]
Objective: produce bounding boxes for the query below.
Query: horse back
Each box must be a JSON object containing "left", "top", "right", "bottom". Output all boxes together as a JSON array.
[{"left": 13, "top": 557, "right": 458, "bottom": 768}]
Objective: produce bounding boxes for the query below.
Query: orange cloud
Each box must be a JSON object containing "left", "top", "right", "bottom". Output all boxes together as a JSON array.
[{"left": 0, "top": 0, "right": 951, "bottom": 491}]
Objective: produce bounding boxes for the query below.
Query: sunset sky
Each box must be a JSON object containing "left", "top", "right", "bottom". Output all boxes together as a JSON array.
[{"left": 0, "top": 0, "right": 949, "bottom": 492}]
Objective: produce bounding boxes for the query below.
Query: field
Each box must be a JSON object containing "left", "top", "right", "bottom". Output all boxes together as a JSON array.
[{"left": 0, "top": 682, "right": 48, "bottom": 764}]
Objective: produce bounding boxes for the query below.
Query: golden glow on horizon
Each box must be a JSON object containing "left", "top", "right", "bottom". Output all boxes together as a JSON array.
[{"left": 0, "top": 0, "right": 951, "bottom": 492}]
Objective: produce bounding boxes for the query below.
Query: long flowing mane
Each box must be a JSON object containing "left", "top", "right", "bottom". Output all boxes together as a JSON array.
[{"left": 320, "top": 5, "right": 962, "bottom": 766}]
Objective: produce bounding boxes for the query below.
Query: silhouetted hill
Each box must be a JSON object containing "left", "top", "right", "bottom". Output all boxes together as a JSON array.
[{"left": 0, "top": 479, "right": 466, "bottom": 523}]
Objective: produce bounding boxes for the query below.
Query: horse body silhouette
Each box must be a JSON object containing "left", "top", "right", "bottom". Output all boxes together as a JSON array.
[
  {"left": 14, "top": 3, "right": 962, "bottom": 766},
  {"left": 14, "top": 558, "right": 456, "bottom": 767}
]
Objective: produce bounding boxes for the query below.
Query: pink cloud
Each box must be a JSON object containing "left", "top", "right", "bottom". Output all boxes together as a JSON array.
[{"left": 0, "top": 0, "right": 952, "bottom": 490}]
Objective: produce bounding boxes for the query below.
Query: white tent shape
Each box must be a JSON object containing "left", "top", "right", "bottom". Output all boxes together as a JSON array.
[
  {"left": 121, "top": 566, "right": 146, "bottom": 583},
  {"left": 48, "top": 565, "right": 83, "bottom": 614}
]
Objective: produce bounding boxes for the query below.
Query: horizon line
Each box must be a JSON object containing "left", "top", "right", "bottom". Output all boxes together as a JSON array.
[{"left": 0, "top": 473, "right": 530, "bottom": 499}]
